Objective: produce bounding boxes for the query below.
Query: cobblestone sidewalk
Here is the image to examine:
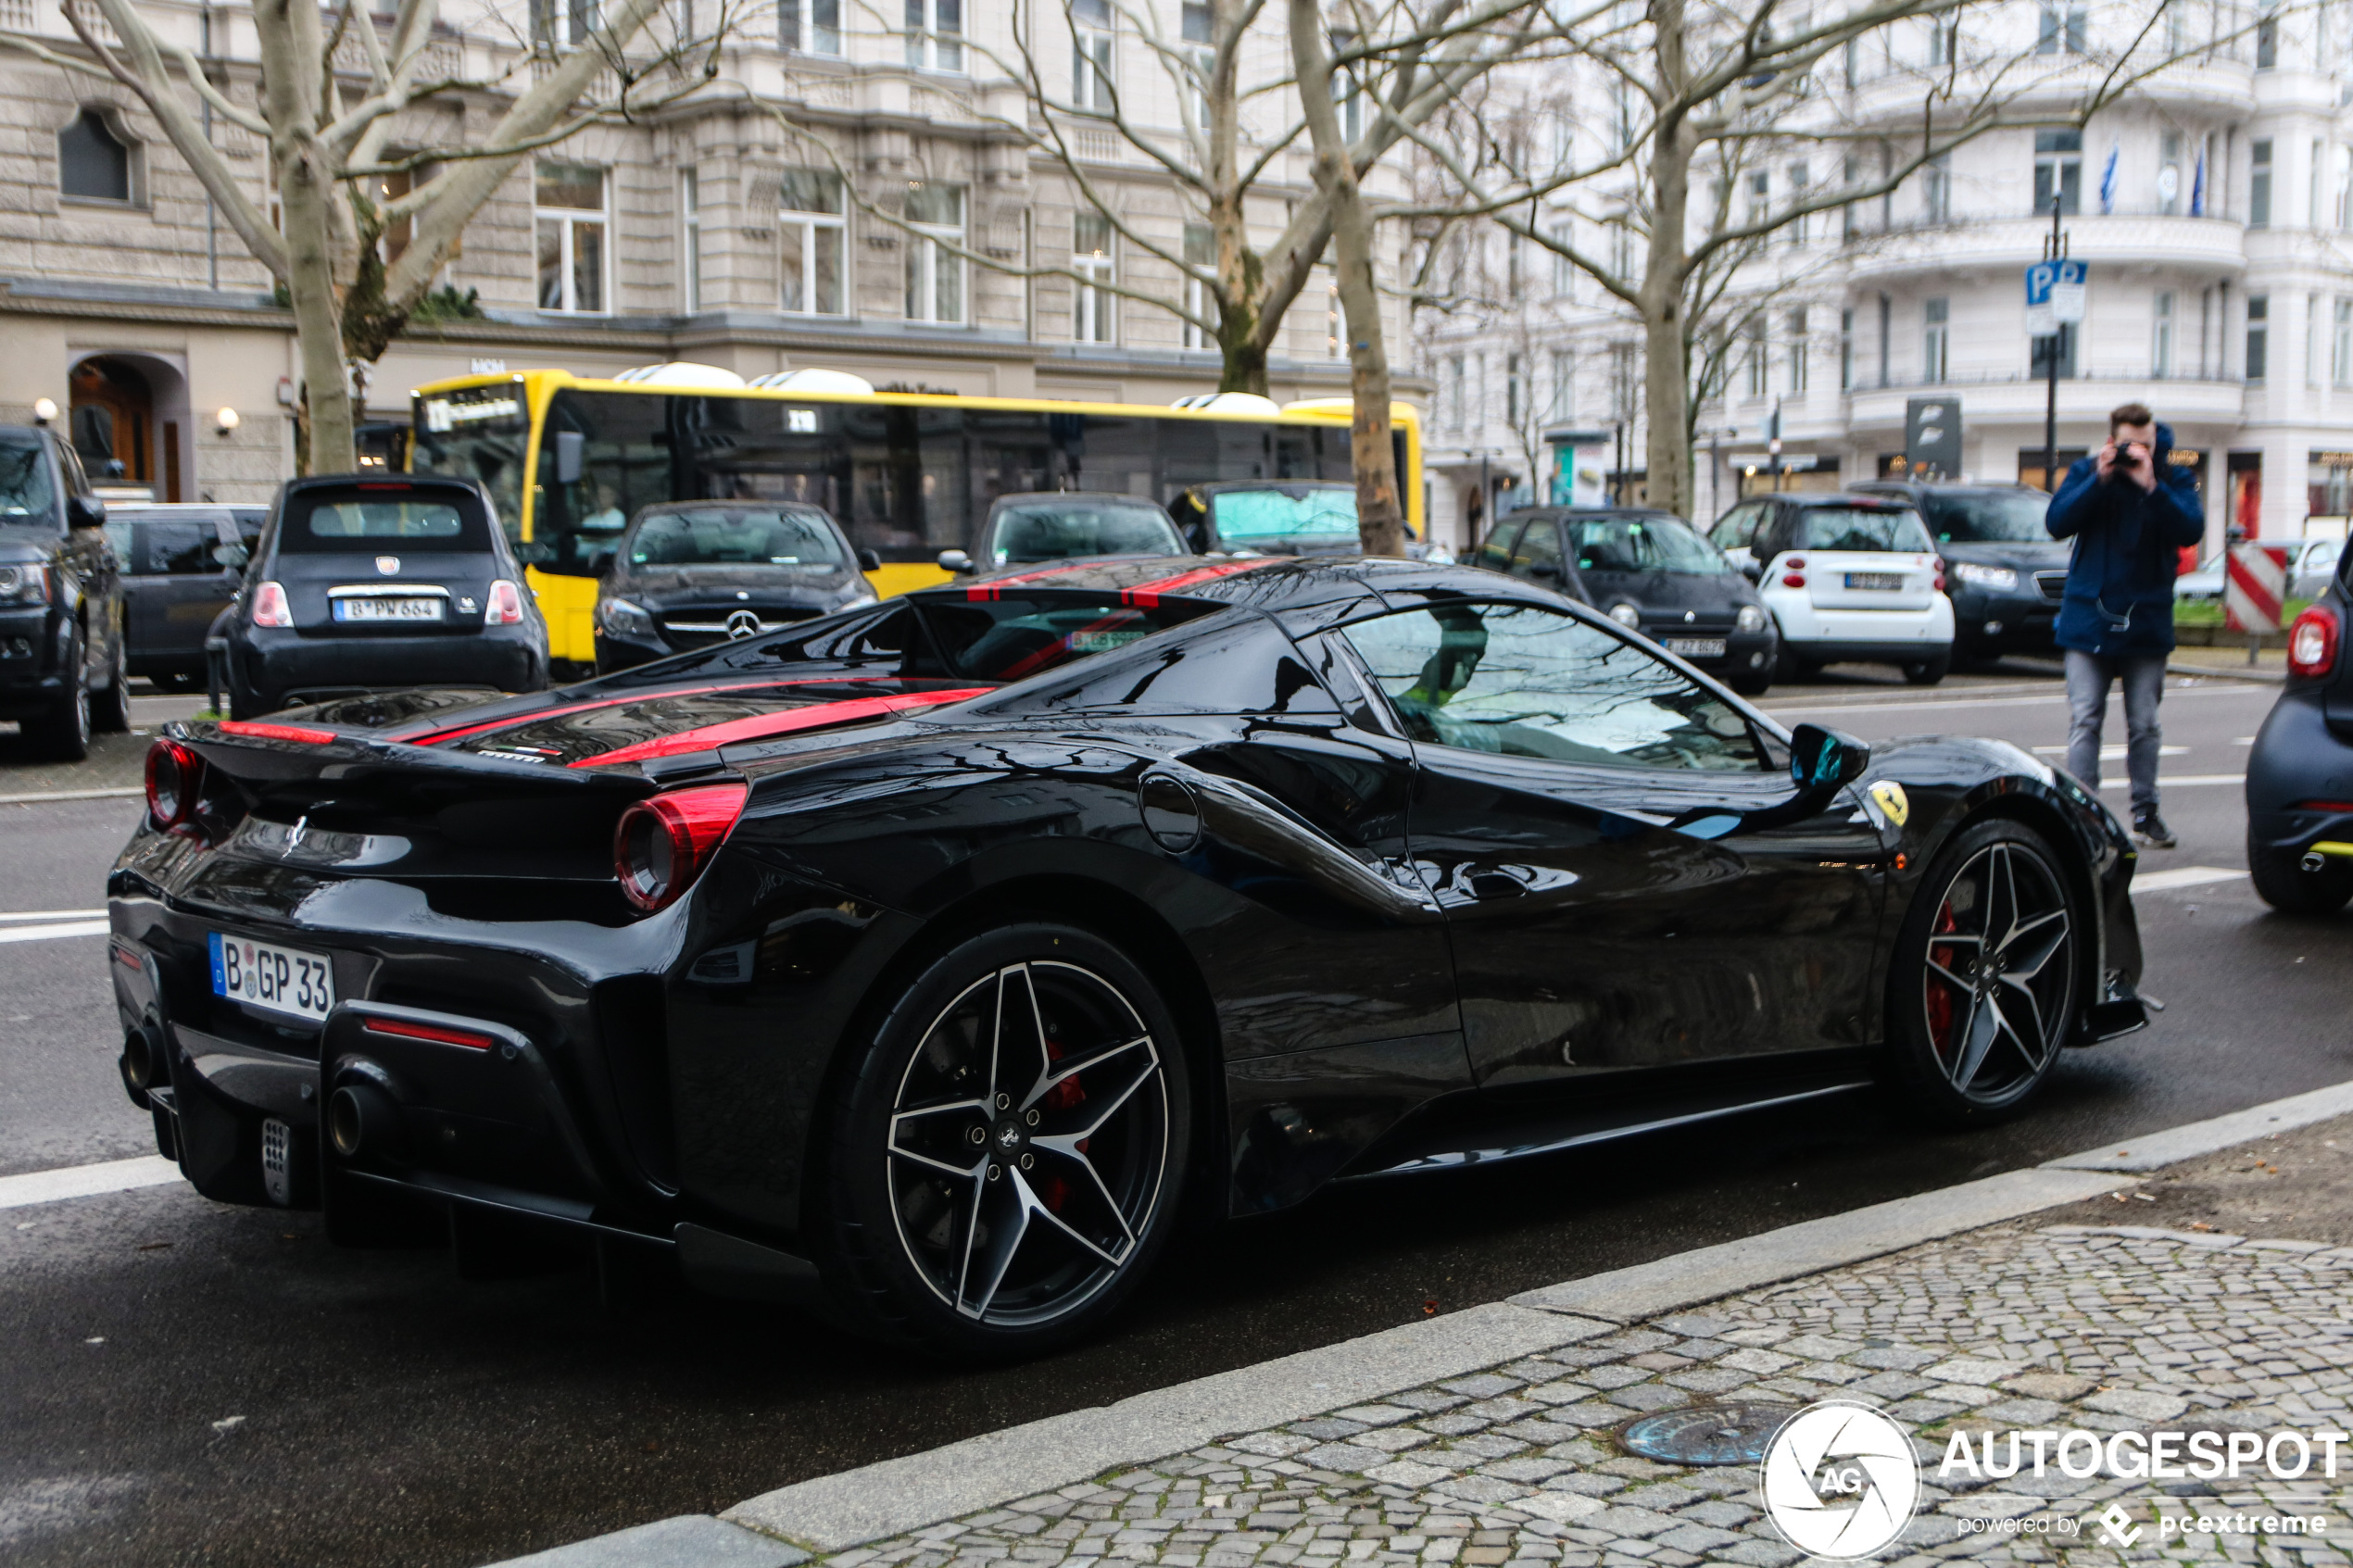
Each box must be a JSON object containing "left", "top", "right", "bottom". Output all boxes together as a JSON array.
[{"left": 818, "top": 1222, "right": 2353, "bottom": 1566}]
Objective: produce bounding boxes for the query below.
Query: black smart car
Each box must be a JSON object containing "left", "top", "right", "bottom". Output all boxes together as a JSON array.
[
  {"left": 107, "top": 503, "right": 265, "bottom": 689},
  {"left": 0, "top": 422, "right": 130, "bottom": 757},
  {"left": 593, "top": 501, "right": 878, "bottom": 673},
  {"left": 937, "top": 492, "right": 1187, "bottom": 574},
  {"left": 1852, "top": 481, "right": 2071, "bottom": 665},
  {"left": 2246, "top": 560, "right": 2353, "bottom": 912},
  {"left": 1474, "top": 507, "right": 1779, "bottom": 694},
  {"left": 216, "top": 473, "right": 548, "bottom": 719}
]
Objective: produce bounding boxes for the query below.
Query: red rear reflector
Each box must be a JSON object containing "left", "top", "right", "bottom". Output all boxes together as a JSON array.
[
  {"left": 2296, "top": 799, "right": 2353, "bottom": 813},
  {"left": 220, "top": 720, "right": 337, "bottom": 744},
  {"left": 361, "top": 1015, "right": 498, "bottom": 1050}
]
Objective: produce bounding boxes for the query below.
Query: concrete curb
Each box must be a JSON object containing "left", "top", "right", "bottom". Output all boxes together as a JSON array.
[
  {"left": 2041, "top": 1078, "right": 2353, "bottom": 1172},
  {"left": 484, "top": 1078, "right": 2353, "bottom": 1567},
  {"left": 2166, "top": 659, "right": 2286, "bottom": 684}
]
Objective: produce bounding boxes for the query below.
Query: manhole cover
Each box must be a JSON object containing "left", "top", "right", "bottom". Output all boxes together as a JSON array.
[{"left": 1618, "top": 1403, "right": 1801, "bottom": 1466}]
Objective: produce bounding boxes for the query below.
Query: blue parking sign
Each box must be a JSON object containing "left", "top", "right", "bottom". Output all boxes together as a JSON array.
[{"left": 2025, "top": 258, "right": 2087, "bottom": 334}]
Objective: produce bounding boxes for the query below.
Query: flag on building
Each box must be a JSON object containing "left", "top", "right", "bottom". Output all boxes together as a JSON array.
[
  {"left": 2099, "top": 144, "right": 2119, "bottom": 213},
  {"left": 2190, "top": 147, "right": 2206, "bottom": 216}
]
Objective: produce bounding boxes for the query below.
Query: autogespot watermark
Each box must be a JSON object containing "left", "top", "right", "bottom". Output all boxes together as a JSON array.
[{"left": 1757, "top": 1399, "right": 2347, "bottom": 1558}]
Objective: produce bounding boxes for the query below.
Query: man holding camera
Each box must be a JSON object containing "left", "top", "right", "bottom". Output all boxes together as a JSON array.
[{"left": 2045, "top": 402, "right": 2208, "bottom": 849}]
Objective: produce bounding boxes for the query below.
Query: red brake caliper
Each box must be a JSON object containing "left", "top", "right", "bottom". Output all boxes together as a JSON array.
[{"left": 1926, "top": 902, "right": 1959, "bottom": 1060}]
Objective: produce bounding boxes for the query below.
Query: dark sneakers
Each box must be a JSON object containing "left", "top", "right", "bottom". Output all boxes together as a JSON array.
[{"left": 2134, "top": 808, "right": 2178, "bottom": 849}]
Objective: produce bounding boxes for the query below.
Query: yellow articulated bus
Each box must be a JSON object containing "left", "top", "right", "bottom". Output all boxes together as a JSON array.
[{"left": 408, "top": 365, "right": 1427, "bottom": 668}]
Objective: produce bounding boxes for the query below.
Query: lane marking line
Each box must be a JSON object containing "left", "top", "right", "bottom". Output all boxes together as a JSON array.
[
  {"left": 0, "top": 909, "right": 106, "bottom": 922},
  {"left": 1760, "top": 685, "right": 2245, "bottom": 717},
  {"left": 2132, "top": 866, "right": 2246, "bottom": 893},
  {"left": 0, "top": 1155, "right": 182, "bottom": 1211},
  {"left": 0, "top": 920, "right": 111, "bottom": 944},
  {"left": 2096, "top": 773, "right": 2244, "bottom": 788}
]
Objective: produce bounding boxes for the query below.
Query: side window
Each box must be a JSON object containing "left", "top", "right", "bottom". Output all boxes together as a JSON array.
[
  {"left": 104, "top": 518, "right": 137, "bottom": 573},
  {"left": 1708, "top": 504, "right": 1759, "bottom": 554},
  {"left": 1471, "top": 518, "right": 1527, "bottom": 573},
  {"left": 149, "top": 521, "right": 219, "bottom": 574},
  {"left": 56, "top": 441, "right": 93, "bottom": 498},
  {"left": 1506, "top": 521, "right": 1564, "bottom": 580},
  {"left": 1339, "top": 603, "right": 1765, "bottom": 772}
]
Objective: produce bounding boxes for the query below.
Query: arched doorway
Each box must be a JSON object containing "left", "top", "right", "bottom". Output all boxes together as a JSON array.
[{"left": 70, "top": 357, "right": 154, "bottom": 492}]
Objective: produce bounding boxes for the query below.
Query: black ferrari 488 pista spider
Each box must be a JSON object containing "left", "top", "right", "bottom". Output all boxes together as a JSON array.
[{"left": 108, "top": 556, "right": 2150, "bottom": 1358}]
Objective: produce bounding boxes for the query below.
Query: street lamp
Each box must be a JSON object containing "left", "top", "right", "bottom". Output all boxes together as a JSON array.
[
  {"left": 31, "top": 397, "right": 57, "bottom": 425},
  {"left": 215, "top": 407, "right": 241, "bottom": 436}
]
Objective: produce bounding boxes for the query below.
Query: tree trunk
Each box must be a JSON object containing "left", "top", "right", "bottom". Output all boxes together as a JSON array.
[
  {"left": 1330, "top": 182, "right": 1403, "bottom": 557},
  {"left": 1640, "top": 0, "right": 1693, "bottom": 521},
  {"left": 255, "top": 0, "right": 356, "bottom": 473}
]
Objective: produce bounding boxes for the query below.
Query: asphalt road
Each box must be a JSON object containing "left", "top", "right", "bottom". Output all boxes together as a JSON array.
[{"left": 5, "top": 664, "right": 2349, "bottom": 1568}]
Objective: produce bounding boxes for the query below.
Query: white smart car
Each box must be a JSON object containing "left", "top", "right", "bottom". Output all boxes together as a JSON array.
[{"left": 1705, "top": 492, "right": 1957, "bottom": 684}]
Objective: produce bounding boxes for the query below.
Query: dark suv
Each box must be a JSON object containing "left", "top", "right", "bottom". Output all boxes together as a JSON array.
[
  {"left": 106, "top": 503, "right": 265, "bottom": 689},
  {"left": 1852, "top": 481, "right": 2071, "bottom": 664},
  {"left": 0, "top": 424, "right": 130, "bottom": 758}
]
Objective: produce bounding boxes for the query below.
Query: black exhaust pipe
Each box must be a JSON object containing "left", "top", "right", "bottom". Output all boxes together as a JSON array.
[
  {"left": 122, "top": 1028, "right": 156, "bottom": 1092},
  {"left": 328, "top": 1082, "right": 403, "bottom": 1161}
]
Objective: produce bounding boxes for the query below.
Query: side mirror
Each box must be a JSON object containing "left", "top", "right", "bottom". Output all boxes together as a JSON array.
[
  {"left": 1788, "top": 722, "right": 1871, "bottom": 796},
  {"left": 857, "top": 547, "right": 883, "bottom": 572},
  {"left": 937, "top": 548, "right": 975, "bottom": 574},
  {"left": 553, "top": 430, "right": 586, "bottom": 485},
  {"left": 67, "top": 495, "right": 105, "bottom": 530}
]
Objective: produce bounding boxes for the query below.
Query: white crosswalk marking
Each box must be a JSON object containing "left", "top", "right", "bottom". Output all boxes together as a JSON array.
[
  {"left": 2132, "top": 866, "right": 2246, "bottom": 894},
  {"left": 0, "top": 1156, "right": 182, "bottom": 1211},
  {"left": 0, "top": 920, "right": 109, "bottom": 944}
]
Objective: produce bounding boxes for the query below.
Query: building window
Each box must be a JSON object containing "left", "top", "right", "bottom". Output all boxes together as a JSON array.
[
  {"left": 2336, "top": 144, "right": 2352, "bottom": 229},
  {"left": 1447, "top": 354, "right": 1466, "bottom": 432},
  {"left": 779, "top": 170, "right": 846, "bottom": 315},
  {"left": 1923, "top": 154, "right": 1951, "bottom": 224},
  {"left": 1609, "top": 220, "right": 1633, "bottom": 282},
  {"left": 2036, "top": 1, "right": 2085, "bottom": 52},
  {"left": 1746, "top": 170, "right": 1768, "bottom": 232},
  {"left": 903, "top": 182, "right": 965, "bottom": 323},
  {"left": 1551, "top": 225, "right": 1575, "bottom": 297},
  {"left": 1073, "top": 0, "right": 1114, "bottom": 108},
  {"left": 1788, "top": 162, "right": 1811, "bottom": 243},
  {"left": 1928, "top": 16, "right": 1957, "bottom": 64},
  {"left": 2251, "top": 138, "right": 2273, "bottom": 227},
  {"left": 1182, "top": 221, "right": 1213, "bottom": 349},
  {"left": 1786, "top": 308, "right": 1809, "bottom": 393},
  {"left": 905, "top": 0, "right": 962, "bottom": 70},
  {"left": 1549, "top": 348, "right": 1572, "bottom": 419},
  {"left": 1744, "top": 318, "right": 1768, "bottom": 397},
  {"left": 2312, "top": 138, "right": 2324, "bottom": 227},
  {"left": 533, "top": 0, "right": 598, "bottom": 47},
  {"left": 535, "top": 162, "right": 608, "bottom": 313},
  {"left": 2246, "top": 294, "right": 2270, "bottom": 381},
  {"left": 57, "top": 107, "right": 132, "bottom": 203},
  {"left": 2033, "top": 130, "right": 2082, "bottom": 216},
  {"left": 781, "top": 0, "right": 841, "bottom": 52},
  {"left": 2310, "top": 294, "right": 2323, "bottom": 385},
  {"left": 1326, "top": 278, "right": 1340, "bottom": 358},
  {"left": 1072, "top": 213, "right": 1114, "bottom": 343},
  {"left": 1506, "top": 231, "right": 1523, "bottom": 298},
  {"left": 2153, "top": 291, "right": 2174, "bottom": 377},
  {"left": 1181, "top": 2, "right": 1212, "bottom": 127},
  {"left": 2335, "top": 298, "right": 2353, "bottom": 386},
  {"left": 2165, "top": 0, "right": 2185, "bottom": 52},
  {"left": 1330, "top": 30, "right": 1362, "bottom": 141},
  {"left": 1840, "top": 307, "right": 1854, "bottom": 389},
  {"left": 680, "top": 169, "right": 703, "bottom": 312},
  {"left": 2257, "top": 14, "right": 2277, "bottom": 67},
  {"left": 1842, "top": 154, "right": 1858, "bottom": 241},
  {"left": 1843, "top": 35, "right": 1858, "bottom": 88},
  {"left": 1923, "top": 297, "right": 1950, "bottom": 383},
  {"left": 2161, "top": 130, "right": 2183, "bottom": 215},
  {"left": 1500, "top": 353, "right": 1520, "bottom": 427}
]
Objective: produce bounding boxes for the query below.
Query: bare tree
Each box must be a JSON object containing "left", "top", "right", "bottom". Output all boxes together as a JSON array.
[
  {"left": 6, "top": 0, "right": 734, "bottom": 470},
  {"left": 1400, "top": 0, "right": 2255, "bottom": 519}
]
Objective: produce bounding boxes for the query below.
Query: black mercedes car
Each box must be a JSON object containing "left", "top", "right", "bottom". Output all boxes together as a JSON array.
[
  {"left": 1851, "top": 482, "right": 2071, "bottom": 665},
  {"left": 1472, "top": 508, "right": 1778, "bottom": 695},
  {"left": 0, "top": 421, "right": 130, "bottom": 757},
  {"left": 215, "top": 473, "right": 549, "bottom": 718},
  {"left": 109, "top": 556, "right": 2147, "bottom": 1359},
  {"left": 2246, "top": 558, "right": 2353, "bottom": 912},
  {"left": 593, "top": 501, "right": 879, "bottom": 673},
  {"left": 937, "top": 492, "right": 1188, "bottom": 576}
]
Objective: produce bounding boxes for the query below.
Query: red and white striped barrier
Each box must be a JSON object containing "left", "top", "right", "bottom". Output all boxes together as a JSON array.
[{"left": 2225, "top": 543, "right": 2291, "bottom": 633}]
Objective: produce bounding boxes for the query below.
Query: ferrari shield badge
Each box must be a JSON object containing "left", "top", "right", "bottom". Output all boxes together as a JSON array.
[
  {"left": 375, "top": 556, "right": 401, "bottom": 575},
  {"left": 1868, "top": 781, "right": 1910, "bottom": 828}
]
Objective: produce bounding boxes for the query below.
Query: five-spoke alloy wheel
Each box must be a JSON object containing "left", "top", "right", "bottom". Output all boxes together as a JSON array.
[
  {"left": 822, "top": 924, "right": 1189, "bottom": 1358},
  {"left": 1889, "top": 819, "right": 2081, "bottom": 1122}
]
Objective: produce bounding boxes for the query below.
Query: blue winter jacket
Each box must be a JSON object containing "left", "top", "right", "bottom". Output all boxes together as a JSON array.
[{"left": 2044, "top": 421, "right": 2207, "bottom": 658}]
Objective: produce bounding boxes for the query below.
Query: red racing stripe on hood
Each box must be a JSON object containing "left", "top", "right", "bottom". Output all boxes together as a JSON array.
[
  {"left": 402, "top": 680, "right": 861, "bottom": 747},
  {"left": 1117, "top": 558, "right": 1278, "bottom": 608},
  {"left": 573, "top": 687, "right": 991, "bottom": 769}
]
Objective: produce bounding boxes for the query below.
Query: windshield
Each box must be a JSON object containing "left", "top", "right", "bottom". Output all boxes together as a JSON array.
[
  {"left": 628, "top": 508, "right": 845, "bottom": 569},
  {"left": 411, "top": 390, "right": 528, "bottom": 547},
  {"left": 1211, "top": 488, "right": 1358, "bottom": 541},
  {"left": 1795, "top": 507, "right": 1935, "bottom": 553},
  {"left": 0, "top": 440, "right": 55, "bottom": 525},
  {"left": 1567, "top": 516, "right": 1727, "bottom": 575},
  {"left": 279, "top": 494, "right": 494, "bottom": 552},
  {"left": 986, "top": 498, "right": 1182, "bottom": 563},
  {"left": 1920, "top": 491, "right": 2055, "bottom": 544}
]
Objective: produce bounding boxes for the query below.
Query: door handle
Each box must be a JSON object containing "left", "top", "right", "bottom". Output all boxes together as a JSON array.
[{"left": 1467, "top": 871, "right": 1527, "bottom": 900}]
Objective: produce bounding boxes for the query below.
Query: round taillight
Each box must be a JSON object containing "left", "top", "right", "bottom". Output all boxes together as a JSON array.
[
  {"left": 613, "top": 784, "right": 749, "bottom": 913},
  {"left": 145, "top": 739, "right": 202, "bottom": 829},
  {"left": 1782, "top": 572, "right": 1807, "bottom": 588},
  {"left": 2290, "top": 605, "right": 2340, "bottom": 681}
]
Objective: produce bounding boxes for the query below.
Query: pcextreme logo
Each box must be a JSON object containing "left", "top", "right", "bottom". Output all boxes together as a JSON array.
[{"left": 1759, "top": 1400, "right": 1922, "bottom": 1559}]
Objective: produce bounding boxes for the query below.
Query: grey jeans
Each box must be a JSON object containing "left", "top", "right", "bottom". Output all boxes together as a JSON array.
[{"left": 2065, "top": 649, "right": 2167, "bottom": 812}]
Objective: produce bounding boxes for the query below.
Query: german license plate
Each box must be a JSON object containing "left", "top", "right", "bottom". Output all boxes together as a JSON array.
[
  {"left": 1845, "top": 572, "right": 1904, "bottom": 591},
  {"left": 209, "top": 932, "right": 336, "bottom": 1022},
  {"left": 1664, "top": 637, "right": 1727, "bottom": 658},
  {"left": 333, "top": 596, "right": 442, "bottom": 622}
]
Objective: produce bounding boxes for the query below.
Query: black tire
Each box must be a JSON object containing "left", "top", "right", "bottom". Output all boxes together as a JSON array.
[
  {"left": 1728, "top": 666, "right": 1773, "bottom": 697},
  {"left": 2247, "top": 832, "right": 2353, "bottom": 916},
  {"left": 92, "top": 632, "right": 130, "bottom": 733},
  {"left": 1885, "top": 818, "right": 2082, "bottom": 1126},
  {"left": 1902, "top": 652, "right": 1952, "bottom": 686},
  {"left": 23, "top": 628, "right": 91, "bottom": 760},
  {"left": 1775, "top": 646, "right": 1817, "bottom": 684},
  {"left": 815, "top": 923, "right": 1191, "bottom": 1360}
]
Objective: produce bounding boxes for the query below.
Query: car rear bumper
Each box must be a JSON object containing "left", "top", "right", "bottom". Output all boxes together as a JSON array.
[
  {"left": 2246, "top": 688, "right": 2353, "bottom": 853},
  {"left": 1768, "top": 592, "right": 1956, "bottom": 648},
  {"left": 0, "top": 606, "right": 71, "bottom": 715},
  {"left": 231, "top": 629, "right": 545, "bottom": 709}
]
